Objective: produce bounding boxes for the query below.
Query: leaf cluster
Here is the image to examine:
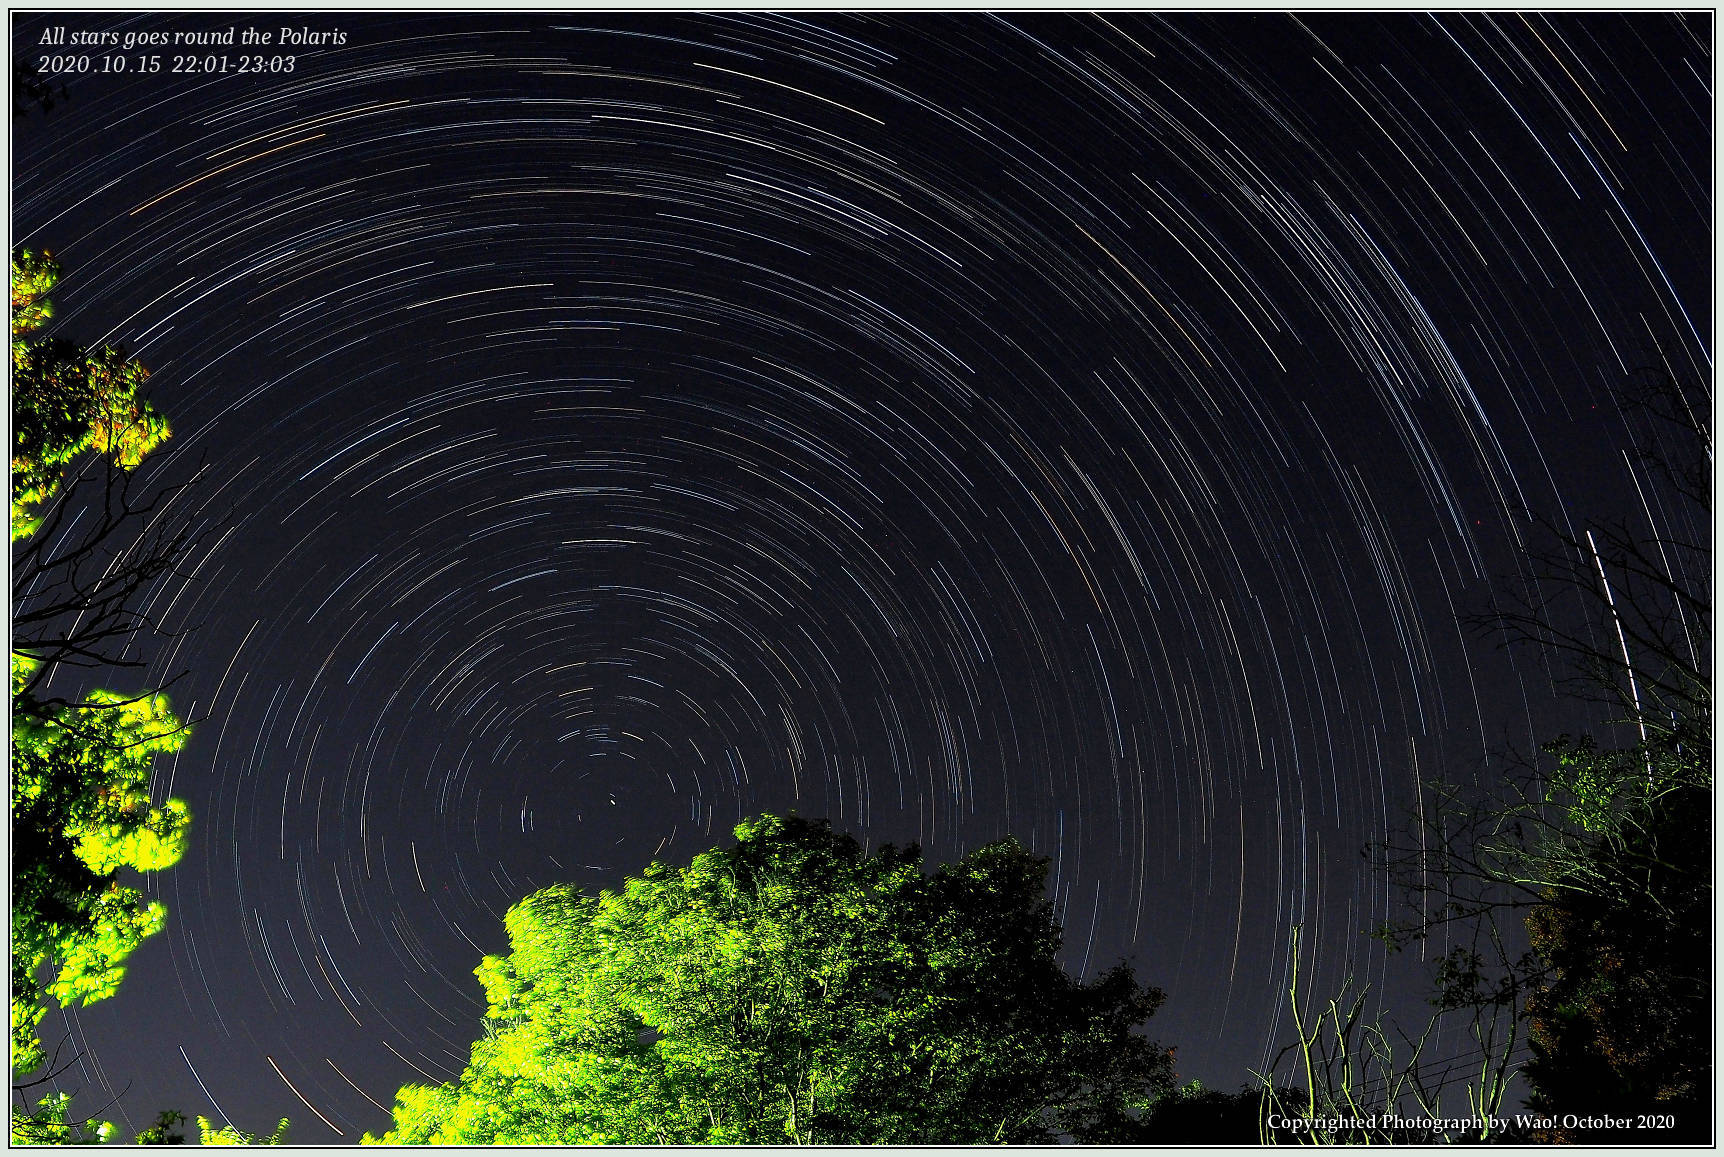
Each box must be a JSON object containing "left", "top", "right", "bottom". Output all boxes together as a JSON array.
[
  {"left": 10, "top": 652, "right": 190, "bottom": 1075},
  {"left": 9, "top": 1091, "right": 117, "bottom": 1145},
  {"left": 12, "top": 249, "right": 169, "bottom": 540},
  {"left": 194, "top": 1115, "right": 290, "bottom": 1145}
]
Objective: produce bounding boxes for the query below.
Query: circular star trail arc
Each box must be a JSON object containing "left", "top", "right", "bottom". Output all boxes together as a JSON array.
[{"left": 11, "top": 12, "right": 1708, "bottom": 1142}]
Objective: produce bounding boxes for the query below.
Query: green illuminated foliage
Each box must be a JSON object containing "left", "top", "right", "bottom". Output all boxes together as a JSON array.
[
  {"left": 10, "top": 250, "right": 191, "bottom": 1081},
  {"left": 9, "top": 247, "right": 261, "bottom": 1147},
  {"left": 196, "top": 1116, "right": 290, "bottom": 1145},
  {"left": 10, "top": 653, "right": 190, "bottom": 1073},
  {"left": 370, "top": 815, "right": 1175, "bottom": 1145},
  {"left": 11, "top": 249, "right": 168, "bottom": 540},
  {"left": 9, "top": 1092, "right": 116, "bottom": 1145},
  {"left": 1519, "top": 729, "right": 1710, "bottom": 1138}
]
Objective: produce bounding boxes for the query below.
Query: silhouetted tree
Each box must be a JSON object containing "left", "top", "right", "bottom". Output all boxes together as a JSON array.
[
  {"left": 12, "top": 56, "right": 66, "bottom": 119},
  {"left": 1377, "top": 369, "right": 1709, "bottom": 1143},
  {"left": 1134, "top": 1081, "right": 1280, "bottom": 1145}
]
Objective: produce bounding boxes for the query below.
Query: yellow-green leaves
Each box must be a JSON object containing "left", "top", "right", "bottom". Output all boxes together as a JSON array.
[
  {"left": 9, "top": 250, "right": 197, "bottom": 1149},
  {"left": 10, "top": 249, "right": 58, "bottom": 339},
  {"left": 197, "top": 1116, "right": 291, "bottom": 1145},
  {"left": 9, "top": 999, "right": 49, "bottom": 1079},
  {"left": 43, "top": 895, "right": 168, "bottom": 1005},
  {"left": 74, "top": 796, "right": 190, "bottom": 874},
  {"left": 11, "top": 608, "right": 190, "bottom": 1075},
  {"left": 369, "top": 814, "right": 1175, "bottom": 1145},
  {"left": 10, "top": 249, "right": 170, "bottom": 539},
  {"left": 11, "top": 678, "right": 191, "bottom": 1070},
  {"left": 9, "top": 1091, "right": 116, "bottom": 1145}
]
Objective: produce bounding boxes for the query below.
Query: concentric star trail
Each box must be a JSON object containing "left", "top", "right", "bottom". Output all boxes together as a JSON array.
[{"left": 12, "top": 12, "right": 1707, "bottom": 1142}]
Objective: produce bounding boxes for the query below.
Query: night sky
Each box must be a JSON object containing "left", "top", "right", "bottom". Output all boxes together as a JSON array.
[{"left": 11, "top": 12, "right": 1710, "bottom": 1143}]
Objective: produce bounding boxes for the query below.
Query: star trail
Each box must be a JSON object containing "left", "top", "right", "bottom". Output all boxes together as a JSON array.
[{"left": 10, "top": 12, "right": 1710, "bottom": 1142}]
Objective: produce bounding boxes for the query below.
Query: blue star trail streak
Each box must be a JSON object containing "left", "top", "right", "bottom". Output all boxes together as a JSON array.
[{"left": 11, "top": 12, "right": 1708, "bottom": 1141}]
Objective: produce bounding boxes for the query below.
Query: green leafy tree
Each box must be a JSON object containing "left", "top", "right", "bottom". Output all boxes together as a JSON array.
[
  {"left": 8, "top": 1092, "right": 116, "bottom": 1145},
  {"left": 10, "top": 652, "right": 189, "bottom": 1077},
  {"left": 1517, "top": 728, "right": 1709, "bottom": 1139},
  {"left": 122, "top": 1108, "right": 292, "bottom": 1147},
  {"left": 10, "top": 250, "right": 192, "bottom": 1138},
  {"left": 12, "top": 249, "right": 168, "bottom": 541},
  {"left": 12, "top": 249, "right": 189, "bottom": 713},
  {"left": 196, "top": 1115, "right": 290, "bottom": 1146},
  {"left": 369, "top": 814, "right": 1175, "bottom": 1145}
]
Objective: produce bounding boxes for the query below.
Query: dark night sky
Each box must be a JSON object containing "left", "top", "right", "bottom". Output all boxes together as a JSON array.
[{"left": 10, "top": 11, "right": 1710, "bottom": 1144}]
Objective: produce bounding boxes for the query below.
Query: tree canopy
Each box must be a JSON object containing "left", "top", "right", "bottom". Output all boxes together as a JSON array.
[
  {"left": 10, "top": 654, "right": 189, "bottom": 1077},
  {"left": 1470, "top": 377, "right": 1709, "bottom": 1141},
  {"left": 11, "top": 249, "right": 168, "bottom": 541},
  {"left": 1517, "top": 727, "right": 1710, "bottom": 1138},
  {"left": 1368, "top": 371, "right": 1710, "bottom": 1143},
  {"left": 10, "top": 249, "right": 192, "bottom": 1139},
  {"left": 369, "top": 814, "right": 1175, "bottom": 1145}
]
